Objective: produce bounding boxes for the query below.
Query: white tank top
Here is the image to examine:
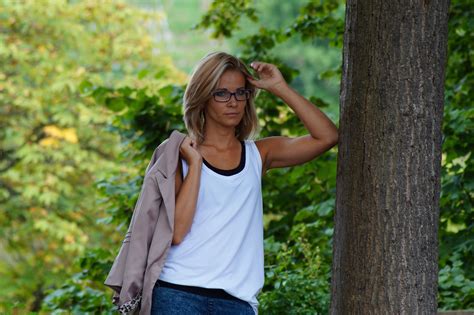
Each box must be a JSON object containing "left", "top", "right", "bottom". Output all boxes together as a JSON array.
[{"left": 158, "top": 139, "right": 264, "bottom": 314}]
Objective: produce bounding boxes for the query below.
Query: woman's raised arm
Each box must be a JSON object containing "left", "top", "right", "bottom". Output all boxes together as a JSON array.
[{"left": 247, "top": 61, "right": 339, "bottom": 173}]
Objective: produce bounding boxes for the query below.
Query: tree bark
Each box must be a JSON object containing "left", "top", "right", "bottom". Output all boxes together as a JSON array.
[{"left": 330, "top": 0, "right": 450, "bottom": 313}]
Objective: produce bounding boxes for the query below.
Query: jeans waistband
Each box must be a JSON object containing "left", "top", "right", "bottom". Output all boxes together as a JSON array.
[{"left": 157, "top": 279, "right": 244, "bottom": 303}]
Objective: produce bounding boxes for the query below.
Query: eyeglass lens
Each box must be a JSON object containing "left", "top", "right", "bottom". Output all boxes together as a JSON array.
[{"left": 213, "top": 89, "right": 250, "bottom": 102}]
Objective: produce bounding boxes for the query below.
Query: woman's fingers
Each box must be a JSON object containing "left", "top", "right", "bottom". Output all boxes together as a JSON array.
[
  {"left": 251, "top": 62, "right": 275, "bottom": 77},
  {"left": 180, "top": 136, "right": 202, "bottom": 164},
  {"left": 250, "top": 61, "right": 265, "bottom": 72},
  {"left": 248, "top": 61, "right": 286, "bottom": 93}
]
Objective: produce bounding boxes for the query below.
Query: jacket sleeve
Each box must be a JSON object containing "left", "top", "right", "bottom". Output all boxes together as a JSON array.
[{"left": 104, "top": 146, "right": 166, "bottom": 313}]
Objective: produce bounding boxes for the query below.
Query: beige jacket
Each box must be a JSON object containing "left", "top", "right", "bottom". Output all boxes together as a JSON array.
[{"left": 104, "top": 130, "right": 187, "bottom": 315}]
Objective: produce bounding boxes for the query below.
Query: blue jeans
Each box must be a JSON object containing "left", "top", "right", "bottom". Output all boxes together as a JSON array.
[{"left": 151, "top": 280, "right": 255, "bottom": 315}]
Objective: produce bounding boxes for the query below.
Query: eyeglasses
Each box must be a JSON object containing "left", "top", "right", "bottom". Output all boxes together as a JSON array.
[{"left": 210, "top": 88, "right": 252, "bottom": 102}]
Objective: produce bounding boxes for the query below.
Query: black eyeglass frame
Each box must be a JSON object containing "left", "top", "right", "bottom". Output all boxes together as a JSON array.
[{"left": 210, "top": 88, "right": 252, "bottom": 102}]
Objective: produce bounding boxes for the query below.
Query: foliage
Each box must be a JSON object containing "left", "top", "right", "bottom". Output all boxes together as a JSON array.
[
  {"left": 40, "top": 79, "right": 187, "bottom": 313},
  {"left": 0, "top": 0, "right": 182, "bottom": 312},
  {"left": 192, "top": 0, "right": 258, "bottom": 38},
  {"left": 41, "top": 249, "right": 113, "bottom": 314},
  {"left": 437, "top": 0, "right": 474, "bottom": 309},
  {"left": 259, "top": 200, "right": 334, "bottom": 315},
  {"left": 84, "top": 82, "right": 186, "bottom": 227},
  {"left": 438, "top": 252, "right": 474, "bottom": 309}
]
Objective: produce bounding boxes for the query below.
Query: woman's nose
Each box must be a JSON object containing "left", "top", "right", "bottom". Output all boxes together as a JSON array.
[{"left": 227, "top": 96, "right": 238, "bottom": 106}]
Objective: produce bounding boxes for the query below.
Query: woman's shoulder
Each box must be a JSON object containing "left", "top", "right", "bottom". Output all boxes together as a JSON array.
[{"left": 247, "top": 138, "right": 267, "bottom": 173}]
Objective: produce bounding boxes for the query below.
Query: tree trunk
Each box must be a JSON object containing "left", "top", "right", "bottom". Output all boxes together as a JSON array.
[{"left": 330, "top": 0, "right": 450, "bottom": 313}]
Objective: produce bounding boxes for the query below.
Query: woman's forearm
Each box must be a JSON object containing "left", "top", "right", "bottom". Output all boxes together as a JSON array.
[{"left": 173, "top": 162, "right": 202, "bottom": 245}]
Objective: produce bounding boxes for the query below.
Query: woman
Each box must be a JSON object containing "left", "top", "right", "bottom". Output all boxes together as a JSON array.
[{"left": 151, "top": 51, "right": 338, "bottom": 315}]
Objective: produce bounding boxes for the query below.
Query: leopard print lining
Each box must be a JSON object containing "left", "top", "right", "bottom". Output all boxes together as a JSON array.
[{"left": 115, "top": 292, "right": 142, "bottom": 314}]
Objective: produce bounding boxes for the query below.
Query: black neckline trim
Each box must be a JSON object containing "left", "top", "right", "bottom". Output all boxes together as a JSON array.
[{"left": 202, "top": 141, "right": 245, "bottom": 176}]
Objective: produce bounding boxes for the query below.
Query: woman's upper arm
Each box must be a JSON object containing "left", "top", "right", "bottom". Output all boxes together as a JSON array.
[{"left": 255, "top": 135, "right": 337, "bottom": 172}]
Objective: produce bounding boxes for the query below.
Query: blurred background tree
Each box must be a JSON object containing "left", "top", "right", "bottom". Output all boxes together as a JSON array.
[{"left": 0, "top": 0, "right": 184, "bottom": 312}]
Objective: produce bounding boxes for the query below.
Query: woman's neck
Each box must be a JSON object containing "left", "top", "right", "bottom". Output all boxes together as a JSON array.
[{"left": 202, "top": 125, "right": 239, "bottom": 150}]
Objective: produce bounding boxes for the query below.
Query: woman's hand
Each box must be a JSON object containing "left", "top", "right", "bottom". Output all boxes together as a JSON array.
[
  {"left": 246, "top": 61, "right": 288, "bottom": 94},
  {"left": 180, "top": 136, "right": 202, "bottom": 167}
]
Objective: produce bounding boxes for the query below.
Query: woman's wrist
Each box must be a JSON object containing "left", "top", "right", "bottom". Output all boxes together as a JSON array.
[
  {"left": 188, "top": 157, "right": 203, "bottom": 168},
  {"left": 270, "top": 81, "right": 292, "bottom": 98}
]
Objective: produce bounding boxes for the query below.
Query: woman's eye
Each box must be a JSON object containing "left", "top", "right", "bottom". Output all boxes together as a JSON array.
[
  {"left": 237, "top": 90, "right": 245, "bottom": 95},
  {"left": 215, "top": 91, "right": 227, "bottom": 97}
]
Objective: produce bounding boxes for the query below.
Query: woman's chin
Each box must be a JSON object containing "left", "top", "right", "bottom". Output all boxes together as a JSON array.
[{"left": 221, "top": 115, "right": 243, "bottom": 123}]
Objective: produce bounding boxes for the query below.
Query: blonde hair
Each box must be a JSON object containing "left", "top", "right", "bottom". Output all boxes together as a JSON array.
[{"left": 183, "top": 51, "right": 260, "bottom": 143}]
